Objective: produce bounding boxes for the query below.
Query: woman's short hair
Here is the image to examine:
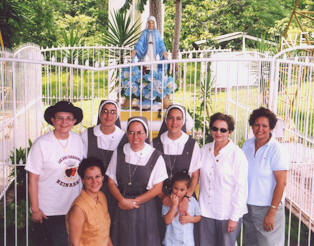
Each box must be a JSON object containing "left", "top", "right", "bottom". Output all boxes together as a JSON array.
[
  {"left": 248, "top": 107, "right": 277, "bottom": 129},
  {"left": 172, "top": 170, "right": 191, "bottom": 188},
  {"left": 78, "top": 157, "right": 105, "bottom": 179},
  {"left": 209, "top": 112, "right": 235, "bottom": 132}
]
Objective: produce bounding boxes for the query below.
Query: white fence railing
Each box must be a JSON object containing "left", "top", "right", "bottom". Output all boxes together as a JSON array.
[{"left": 0, "top": 45, "right": 313, "bottom": 245}]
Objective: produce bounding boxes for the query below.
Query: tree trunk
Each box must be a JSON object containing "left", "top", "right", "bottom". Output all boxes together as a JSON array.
[
  {"left": 172, "top": 0, "right": 182, "bottom": 60},
  {"left": 149, "top": 0, "right": 163, "bottom": 35}
]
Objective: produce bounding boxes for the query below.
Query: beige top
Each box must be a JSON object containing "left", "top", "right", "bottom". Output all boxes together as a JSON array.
[{"left": 67, "top": 189, "right": 111, "bottom": 246}]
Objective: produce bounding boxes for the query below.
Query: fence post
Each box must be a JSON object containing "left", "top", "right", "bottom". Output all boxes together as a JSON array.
[{"left": 269, "top": 58, "right": 279, "bottom": 114}]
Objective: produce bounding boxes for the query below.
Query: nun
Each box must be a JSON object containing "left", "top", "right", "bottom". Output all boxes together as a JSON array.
[
  {"left": 81, "top": 99, "right": 128, "bottom": 216},
  {"left": 106, "top": 116, "right": 168, "bottom": 246}
]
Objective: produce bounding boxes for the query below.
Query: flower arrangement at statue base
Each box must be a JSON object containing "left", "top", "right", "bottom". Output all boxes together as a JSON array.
[{"left": 120, "top": 66, "right": 177, "bottom": 109}]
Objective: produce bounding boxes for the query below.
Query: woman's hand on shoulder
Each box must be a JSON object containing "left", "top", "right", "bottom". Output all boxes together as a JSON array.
[
  {"left": 179, "top": 212, "right": 193, "bottom": 224},
  {"left": 118, "top": 198, "right": 140, "bottom": 210}
]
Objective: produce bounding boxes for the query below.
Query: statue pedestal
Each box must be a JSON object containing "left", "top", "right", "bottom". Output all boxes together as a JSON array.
[{"left": 121, "top": 96, "right": 172, "bottom": 111}]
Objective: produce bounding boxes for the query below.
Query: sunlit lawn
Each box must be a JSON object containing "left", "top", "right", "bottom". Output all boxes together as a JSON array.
[{"left": 42, "top": 66, "right": 313, "bottom": 138}]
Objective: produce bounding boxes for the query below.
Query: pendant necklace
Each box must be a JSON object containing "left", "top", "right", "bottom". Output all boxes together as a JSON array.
[
  {"left": 168, "top": 147, "right": 185, "bottom": 179},
  {"left": 169, "top": 155, "right": 177, "bottom": 179},
  {"left": 57, "top": 138, "right": 69, "bottom": 152},
  {"left": 128, "top": 164, "right": 138, "bottom": 186},
  {"left": 128, "top": 154, "right": 142, "bottom": 186}
]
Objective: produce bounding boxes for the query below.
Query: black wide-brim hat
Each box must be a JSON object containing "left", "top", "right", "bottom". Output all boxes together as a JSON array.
[{"left": 44, "top": 100, "right": 83, "bottom": 125}]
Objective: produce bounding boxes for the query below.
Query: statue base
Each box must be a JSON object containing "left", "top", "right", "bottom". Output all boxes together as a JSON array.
[{"left": 121, "top": 97, "right": 172, "bottom": 110}]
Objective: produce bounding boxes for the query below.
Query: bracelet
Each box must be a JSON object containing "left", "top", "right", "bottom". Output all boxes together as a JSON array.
[
  {"left": 270, "top": 205, "right": 277, "bottom": 209},
  {"left": 184, "top": 195, "right": 191, "bottom": 199}
]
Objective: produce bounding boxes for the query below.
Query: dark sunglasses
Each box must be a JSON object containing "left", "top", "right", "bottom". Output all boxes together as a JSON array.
[{"left": 211, "top": 126, "right": 228, "bottom": 133}]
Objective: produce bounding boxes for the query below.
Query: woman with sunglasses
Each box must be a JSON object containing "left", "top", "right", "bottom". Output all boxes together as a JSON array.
[
  {"left": 106, "top": 116, "right": 168, "bottom": 246},
  {"left": 198, "top": 112, "right": 248, "bottom": 246}
]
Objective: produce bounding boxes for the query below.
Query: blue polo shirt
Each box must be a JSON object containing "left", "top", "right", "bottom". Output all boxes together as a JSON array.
[
  {"left": 162, "top": 197, "right": 201, "bottom": 246},
  {"left": 242, "top": 136, "right": 289, "bottom": 206}
]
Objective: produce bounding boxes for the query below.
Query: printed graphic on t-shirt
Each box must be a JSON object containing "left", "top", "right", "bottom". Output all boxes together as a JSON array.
[{"left": 56, "top": 155, "right": 81, "bottom": 188}]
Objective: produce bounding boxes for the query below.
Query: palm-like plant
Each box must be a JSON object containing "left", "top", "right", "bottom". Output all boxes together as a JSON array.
[
  {"left": 58, "top": 29, "right": 82, "bottom": 97},
  {"left": 200, "top": 70, "right": 215, "bottom": 118},
  {"left": 58, "top": 29, "right": 82, "bottom": 63},
  {"left": 103, "top": 9, "right": 142, "bottom": 97},
  {"left": 103, "top": 9, "right": 141, "bottom": 50}
]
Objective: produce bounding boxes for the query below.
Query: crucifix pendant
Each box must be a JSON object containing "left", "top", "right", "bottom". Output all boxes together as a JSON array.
[{"left": 128, "top": 182, "right": 132, "bottom": 186}]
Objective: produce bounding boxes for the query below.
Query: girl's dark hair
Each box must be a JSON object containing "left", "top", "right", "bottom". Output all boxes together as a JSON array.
[
  {"left": 209, "top": 112, "right": 235, "bottom": 132},
  {"left": 78, "top": 157, "right": 105, "bottom": 179},
  {"left": 172, "top": 169, "right": 191, "bottom": 188},
  {"left": 249, "top": 107, "right": 277, "bottom": 130}
]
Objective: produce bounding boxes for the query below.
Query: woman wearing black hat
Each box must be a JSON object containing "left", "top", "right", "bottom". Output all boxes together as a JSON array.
[
  {"left": 25, "top": 101, "right": 84, "bottom": 246},
  {"left": 106, "top": 116, "right": 168, "bottom": 246},
  {"left": 81, "top": 100, "right": 127, "bottom": 217}
]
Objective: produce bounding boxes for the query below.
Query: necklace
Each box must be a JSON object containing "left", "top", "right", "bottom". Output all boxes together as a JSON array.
[
  {"left": 57, "top": 138, "right": 69, "bottom": 152},
  {"left": 168, "top": 147, "right": 185, "bottom": 179},
  {"left": 128, "top": 164, "right": 138, "bottom": 186},
  {"left": 168, "top": 155, "right": 177, "bottom": 179}
]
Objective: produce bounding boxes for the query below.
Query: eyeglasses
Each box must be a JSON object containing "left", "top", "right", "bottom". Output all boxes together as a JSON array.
[
  {"left": 102, "top": 109, "right": 117, "bottom": 115},
  {"left": 211, "top": 126, "right": 228, "bottom": 133},
  {"left": 54, "top": 116, "right": 75, "bottom": 122},
  {"left": 127, "top": 131, "right": 146, "bottom": 137}
]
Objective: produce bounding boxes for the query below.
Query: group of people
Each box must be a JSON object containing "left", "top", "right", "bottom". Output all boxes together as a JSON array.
[{"left": 25, "top": 99, "right": 289, "bottom": 246}]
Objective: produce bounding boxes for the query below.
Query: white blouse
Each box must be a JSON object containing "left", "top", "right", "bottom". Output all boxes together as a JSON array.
[
  {"left": 159, "top": 131, "right": 201, "bottom": 175},
  {"left": 81, "top": 125, "right": 125, "bottom": 158},
  {"left": 106, "top": 143, "right": 168, "bottom": 190},
  {"left": 199, "top": 140, "right": 248, "bottom": 221}
]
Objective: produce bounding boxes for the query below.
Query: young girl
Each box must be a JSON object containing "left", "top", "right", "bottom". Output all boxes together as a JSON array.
[{"left": 162, "top": 170, "right": 201, "bottom": 246}]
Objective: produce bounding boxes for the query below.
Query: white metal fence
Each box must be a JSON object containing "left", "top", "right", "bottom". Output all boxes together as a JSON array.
[{"left": 0, "top": 45, "right": 313, "bottom": 245}]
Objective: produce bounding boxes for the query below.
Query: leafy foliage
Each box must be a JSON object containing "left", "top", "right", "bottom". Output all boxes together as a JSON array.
[
  {"left": 0, "top": 0, "right": 108, "bottom": 49},
  {"left": 102, "top": 9, "right": 141, "bottom": 48},
  {"left": 121, "top": 0, "right": 147, "bottom": 13},
  {"left": 0, "top": 0, "right": 57, "bottom": 48},
  {"left": 163, "top": 0, "right": 304, "bottom": 50},
  {"left": 9, "top": 139, "right": 32, "bottom": 194},
  {"left": 1, "top": 0, "right": 312, "bottom": 51},
  {"left": 0, "top": 140, "right": 33, "bottom": 234}
]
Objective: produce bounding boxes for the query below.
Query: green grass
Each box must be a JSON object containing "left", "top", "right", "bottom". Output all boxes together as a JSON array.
[
  {"left": 42, "top": 69, "right": 110, "bottom": 100},
  {"left": 42, "top": 65, "right": 313, "bottom": 138}
]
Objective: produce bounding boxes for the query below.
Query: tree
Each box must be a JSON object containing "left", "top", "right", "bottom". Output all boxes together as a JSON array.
[
  {"left": 0, "top": 0, "right": 27, "bottom": 48},
  {"left": 164, "top": 0, "right": 298, "bottom": 51},
  {"left": 0, "top": 0, "right": 57, "bottom": 49},
  {"left": 149, "top": 0, "right": 163, "bottom": 35},
  {"left": 171, "top": 0, "right": 182, "bottom": 60},
  {"left": 122, "top": 0, "right": 163, "bottom": 33}
]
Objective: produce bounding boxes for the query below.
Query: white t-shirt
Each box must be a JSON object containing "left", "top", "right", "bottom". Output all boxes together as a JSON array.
[
  {"left": 199, "top": 140, "right": 248, "bottom": 221},
  {"left": 159, "top": 131, "right": 201, "bottom": 175},
  {"left": 106, "top": 143, "right": 168, "bottom": 190},
  {"left": 81, "top": 125, "right": 125, "bottom": 158},
  {"left": 25, "top": 131, "right": 84, "bottom": 216}
]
